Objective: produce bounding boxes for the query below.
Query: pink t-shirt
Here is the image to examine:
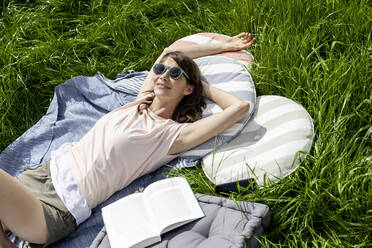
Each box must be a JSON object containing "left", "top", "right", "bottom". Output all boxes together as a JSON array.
[{"left": 62, "top": 99, "right": 187, "bottom": 209}]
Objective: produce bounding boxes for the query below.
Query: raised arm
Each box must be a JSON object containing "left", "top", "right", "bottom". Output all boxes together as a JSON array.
[
  {"left": 136, "top": 49, "right": 167, "bottom": 100},
  {"left": 136, "top": 32, "right": 255, "bottom": 100},
  {"left": 168, "top": 82, "right": 250, "bottom": 155},
  {"left": 165, "top": 32, "right": 256, "bottom": 59}
]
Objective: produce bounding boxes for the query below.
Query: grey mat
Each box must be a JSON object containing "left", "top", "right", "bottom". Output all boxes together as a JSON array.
[{"left": 90, "top": 193, "right": 271, "bottom": 248}]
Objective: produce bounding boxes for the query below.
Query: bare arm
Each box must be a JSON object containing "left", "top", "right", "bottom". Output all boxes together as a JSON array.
[
  {"left": 136, "top": 68, "right": 156, "bottom": 100},
  {"left": 165, "top": 32, "right": 256, "bottom": 59},
  {"left": 168, "top": 82, "right": 250, "bottom": 155},
  {"left": 136, "top": 49, "right": 168, "bottom": 100}
]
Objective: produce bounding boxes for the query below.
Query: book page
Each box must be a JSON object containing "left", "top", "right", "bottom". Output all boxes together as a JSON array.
[
  {"left": 144, "top": 177, "right": 204, "bottom": 233},
  {"left": 102, "top": 193, "right": 158, "bottom": 248}
]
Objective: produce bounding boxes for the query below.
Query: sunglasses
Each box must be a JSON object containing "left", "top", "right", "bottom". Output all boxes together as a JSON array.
[{"left": 152, "top": 63, "right": 190, "bottom": 80}]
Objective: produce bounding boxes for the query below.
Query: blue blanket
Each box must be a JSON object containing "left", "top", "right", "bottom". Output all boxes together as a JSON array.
[
  {"left": 1, "top": 72, "right": 174, "bottom": 247},
  {"left": 0, "top": 72, "right": 147, "bottom": 174},
  {"left": 1, "top": 70, "right": 250, "bottom": 247}
]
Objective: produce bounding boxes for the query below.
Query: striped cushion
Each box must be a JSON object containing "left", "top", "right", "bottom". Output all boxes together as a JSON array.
[
  {"left": 176, "top": 56, "right": 256, "bottom": 161},
  {"left": 168, "top": 33, "right": 256, "bottom": 167},
  {"left": 202, "top": 95, "right": 314, "bottom": 185}
]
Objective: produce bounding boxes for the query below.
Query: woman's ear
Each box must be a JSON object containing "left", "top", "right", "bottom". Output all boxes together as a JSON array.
[{"left": 184, "top": 85, "right": 194, "bottom": 96}]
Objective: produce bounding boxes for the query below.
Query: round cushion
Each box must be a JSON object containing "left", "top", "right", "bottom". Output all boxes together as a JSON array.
[
  {"left": 169, "top": 33, "right": 256, "bottom": 165},
  {"left": 202, "top": 95, "right": 314, "bottom": 185}
]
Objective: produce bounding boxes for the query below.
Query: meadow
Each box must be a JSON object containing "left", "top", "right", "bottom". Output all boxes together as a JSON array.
[{"left": 0, "top": 0, "right": 371, "bottom": 247}]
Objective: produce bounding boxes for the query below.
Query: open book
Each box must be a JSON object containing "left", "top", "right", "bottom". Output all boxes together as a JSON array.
[{"left": 102, "top": 177, "right": 205, "bottom": 248}]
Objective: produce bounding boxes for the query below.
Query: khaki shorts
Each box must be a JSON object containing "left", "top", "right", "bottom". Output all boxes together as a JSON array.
[{"left": 17, "top": 163, "right": 77, "bottom": 247}]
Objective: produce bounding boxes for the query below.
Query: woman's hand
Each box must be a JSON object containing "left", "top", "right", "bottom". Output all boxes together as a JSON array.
[
  {"left": 222, "top": 32, "right": 256, "bottom": 52},
  {"left": 201, "top": 81, "right": 210, "bottom": 98}
]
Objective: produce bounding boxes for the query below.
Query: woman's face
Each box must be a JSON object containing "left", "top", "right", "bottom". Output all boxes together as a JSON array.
[{"left": 153, "top": 57, "right": 194, "bottom": 101}]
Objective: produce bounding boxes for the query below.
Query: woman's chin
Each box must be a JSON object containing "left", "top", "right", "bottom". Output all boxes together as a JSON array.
[
  {"left": 154, "top": 89, "right": 170, "bottom": 96},
  {"left": 154, "top": 89, "right": 183, "bottom": 101}
]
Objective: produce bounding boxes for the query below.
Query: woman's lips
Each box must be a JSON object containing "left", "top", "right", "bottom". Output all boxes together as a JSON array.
[{"left": 156, "top": 83, "right": 171, "bottom": 89}]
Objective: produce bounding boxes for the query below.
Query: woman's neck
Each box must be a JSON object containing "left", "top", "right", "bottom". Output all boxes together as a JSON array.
[{"left": 149, "top": 97, "right": 179, "bottom": 119}]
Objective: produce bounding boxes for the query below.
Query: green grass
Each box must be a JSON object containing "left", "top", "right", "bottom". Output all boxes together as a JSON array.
[{"left": 1, "top": 0, "right": 371, "bottom": 247}]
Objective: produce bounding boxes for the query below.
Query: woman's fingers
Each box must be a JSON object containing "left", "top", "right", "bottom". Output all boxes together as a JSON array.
[
  {"left": 235, "top": 32, "right": 246, "bottom": 39},
  {"left": 226, "top": 32, "right": 256, "bottom": 51},
  {"left": 242, "top": 33, "right": 253, "bottom": 42},
  {"left": 237, "top": 33, "right": 254, "bottom": 42},
  {"left": 245, "top": 37, "right": 256, "bottom": 48}
]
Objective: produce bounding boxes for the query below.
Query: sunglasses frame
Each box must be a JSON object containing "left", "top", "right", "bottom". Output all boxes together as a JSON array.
[{"left": 152, "top": 63, "right": 190, "bottom": 80}]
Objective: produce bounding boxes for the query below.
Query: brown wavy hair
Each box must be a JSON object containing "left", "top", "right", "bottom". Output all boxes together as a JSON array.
[{"left": 138, "top": 51, "right": 206, "bottom": 123}]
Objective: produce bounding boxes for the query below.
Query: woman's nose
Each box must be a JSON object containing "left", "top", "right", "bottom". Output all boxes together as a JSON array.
[{"left": 160, "top": 70, "right": 169, "bottom": 79}]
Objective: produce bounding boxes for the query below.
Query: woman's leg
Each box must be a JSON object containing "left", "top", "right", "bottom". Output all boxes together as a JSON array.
[
  {"left": 0, "top": 169, "right": 48, "bottom": 245},
  {"left": 0, "top": 222, "right": 17, "bottom": 248}
]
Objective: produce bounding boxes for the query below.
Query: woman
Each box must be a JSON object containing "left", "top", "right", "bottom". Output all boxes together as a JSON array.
[{"left": 0, "top": 32, "right": 255, "bottom": 247}]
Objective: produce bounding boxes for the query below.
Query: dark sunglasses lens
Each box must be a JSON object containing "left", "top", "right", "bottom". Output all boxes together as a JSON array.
[
  {"left": 169, "top": 67, "right": 182, "bottom": 79},
  {"left": 153, "top": 64, "right": 165, "bottom": 75}
]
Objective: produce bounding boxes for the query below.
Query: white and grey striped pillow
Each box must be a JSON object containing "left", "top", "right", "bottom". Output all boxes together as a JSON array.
[
  {"left": 202, "top": 95, "right": 314, "bottom": 185},
  {"left": 177, "top": 55, "right": 256, "bottom": 162},
  {"left": 168, "top": 33, "right": 256, "bottom": 167}
]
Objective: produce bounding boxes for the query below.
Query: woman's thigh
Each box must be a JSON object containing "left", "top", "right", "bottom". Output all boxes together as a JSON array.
[{"left": 0, "top": 168, "right": 48, "bottom": 244}]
